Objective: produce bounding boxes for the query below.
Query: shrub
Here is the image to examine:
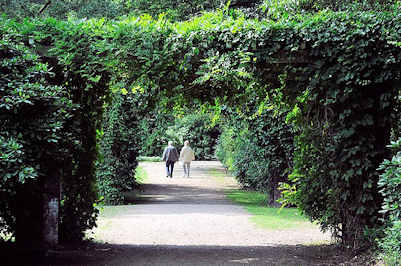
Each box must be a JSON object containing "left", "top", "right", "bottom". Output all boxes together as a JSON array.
[
  {"left": 0, "top": 16, "right": 112, "bottom": 243},
  {"left": 377, "top": 138, "right": 401, "bottom": 264},
  {"left": 0, "top": 27, "right": 70, "bottom": 240},
  {"left": 216, "top": 107, "right": 294, "bottom": 206},
  {"left": 379, "top": 221, "right": 401, "bottom": 266}
]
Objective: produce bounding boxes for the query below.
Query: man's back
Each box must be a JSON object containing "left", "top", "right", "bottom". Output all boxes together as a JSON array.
[{"left": 163, "top": 146, "right": 179, "bottom": 162}]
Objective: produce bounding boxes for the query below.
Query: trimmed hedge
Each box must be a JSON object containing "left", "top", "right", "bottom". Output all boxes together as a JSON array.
[{"left": 97, "top": 92, "right": 141, "bottom": 205}]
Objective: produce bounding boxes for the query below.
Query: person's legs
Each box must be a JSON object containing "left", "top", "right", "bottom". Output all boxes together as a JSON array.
[
  {"left": 183, "top": 162, "right": 188, "bottom": 177},
  {"left": 165, "top": 161, "right": 170, "bottom": 177},
  {"left": 170, "top": 162, "right": 175, "bottom": 178},
  {"left": 184, "top": 162, "right": 191, "bottom": 177}
]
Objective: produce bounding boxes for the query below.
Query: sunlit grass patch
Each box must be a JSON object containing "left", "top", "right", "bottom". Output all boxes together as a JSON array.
[
  {"left": 209, "top": 168, "right": 227, "bottom": 182},
  {"left": 137, "top": 156, "right": 162, "bottom": 162},
  {"left": 225, "top": 189, "right": 315, "bottom": 230},
  {"left": 135, "top": 165, "right": 148, "bottom": 183}
]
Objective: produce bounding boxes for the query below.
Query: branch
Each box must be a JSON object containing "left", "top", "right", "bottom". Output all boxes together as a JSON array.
[{"left": 38, "top": 0, "right": 52, "bottom": 16}]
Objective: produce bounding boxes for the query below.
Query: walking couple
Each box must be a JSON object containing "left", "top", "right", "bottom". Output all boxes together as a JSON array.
[{"left": 162, "top": 140, "right": 195, "bottom": 178}]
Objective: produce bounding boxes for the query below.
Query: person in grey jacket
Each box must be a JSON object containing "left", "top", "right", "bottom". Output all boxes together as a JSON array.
[{"left": 162, "top": 141, "right": 179, "bottom": 178}]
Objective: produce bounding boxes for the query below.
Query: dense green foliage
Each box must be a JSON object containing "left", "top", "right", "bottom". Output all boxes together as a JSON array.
[
  {"left": 0, "top": 24, "right": 70, "bottom": 240},
  {"left": 96, "top": 92, "right": 140, "bottom": 205},
  {"left": 138, "top": 112, "right": 220, "bottom": 160},
  {"left": 166, "top": 113, "right": 221, "bottom": 160},
  {"left": 216, "top": 107, "right": 294, "bottom": 206},
  {"left": 273, "top": 11, "right": 401, "bottom": 247},
  {"left": 377, "top": 139, "right": 401, "bottom": 264},
  {"left": 0, "top": 17, "right": 111, "bottom": 242},
  {"left": 137, "top": 112, "right": 173, "bottom": 157},
  {"left": 1, "top": 0, "right": 401, "bottom": 250},
  {"left": 378, "top": 139, "right": 401, "bottom": 224}
]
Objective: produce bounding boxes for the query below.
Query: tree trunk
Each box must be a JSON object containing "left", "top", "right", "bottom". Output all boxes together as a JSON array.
[{"left": 42, "top": 165, "right": 60, "bottom": 247}]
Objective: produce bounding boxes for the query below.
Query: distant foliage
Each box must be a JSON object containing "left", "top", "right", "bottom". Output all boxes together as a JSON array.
[
  {"left": 137, "top": 112, "right": 174, "bottom": 157},
  {"left": 137, "top": 112, "right": 220, "bottom": 160},
  {"left": 260, "top": 0, "right": 400, "bottom": 20},
  {"left": 1, "top": 0, "right": 224, "bottom": 21},
  {"left": 124, "top": 0, "right": 224, "bottom": 21},
  {"left": 167, "top": 113, "right": 221, "bottom": 160}
]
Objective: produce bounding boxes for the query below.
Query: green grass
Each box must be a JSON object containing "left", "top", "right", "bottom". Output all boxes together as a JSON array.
[
  {"left": 207, "top": 168, "right": 315, "bottom": 230},
  {"left": 137, "top": 156, "right": 163, "bottom": 162},
  {"left": 135, "top": 165, "right": 148, "bottom": 183},
  {"left": 225, "top": 189, "right": 315, "bottom": 230},
  {"left": 209, "top": 168, "right": 227, "bottom": 182}
]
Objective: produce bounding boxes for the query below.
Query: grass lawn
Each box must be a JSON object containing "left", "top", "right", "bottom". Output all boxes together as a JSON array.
[
  {"left": 209, "top": 167, "right": 315, "bottom": 230},
  {"left": 137, "top": 156, "right": 162, "bottom": 162},
  {"left": 134, "top": 165, "right": 148, "bottom": 184},
  {"left": 225, "top": 189, "right": 316, "bottom": 230}
]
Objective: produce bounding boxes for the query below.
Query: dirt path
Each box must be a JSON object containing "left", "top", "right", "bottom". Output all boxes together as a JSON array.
[
  {"left": 82, "top": 161, "right": 354, "bottom": 266},
  {"left": 92, "top": 161, "right": 330, "bottom": 247},
  {"left": 20, "top": 161, "right": 372, "bottom": 265}
]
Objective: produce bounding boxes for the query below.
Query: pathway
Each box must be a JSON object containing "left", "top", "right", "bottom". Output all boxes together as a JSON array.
[
  {"left": 92, "top": 161, "right": 329, "bottom": 247},
  {"left": 82, "top": 161, "right": 344, "bottom": 266}
]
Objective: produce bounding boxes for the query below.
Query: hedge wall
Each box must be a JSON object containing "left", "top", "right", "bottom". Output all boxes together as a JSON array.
[
  {"left": 97, "top": 92, "right": 141, "bottom": 205},
  {"left": 1, "top": 5, "right": 400, "bottom": 249}
]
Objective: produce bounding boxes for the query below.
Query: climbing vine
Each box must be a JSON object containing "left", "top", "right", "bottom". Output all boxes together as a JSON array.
[{"left": 1, "top": 4, "right": 400, "bottom": 249}]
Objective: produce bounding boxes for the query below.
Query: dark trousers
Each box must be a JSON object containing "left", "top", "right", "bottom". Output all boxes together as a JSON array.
[{"left": 166, "top": 160, "right": 175, "bottom": 177}]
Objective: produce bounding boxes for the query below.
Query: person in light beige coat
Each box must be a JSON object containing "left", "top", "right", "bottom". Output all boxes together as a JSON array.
[{"left": 179, "top": 140, "right": 195, "bottom": 178}]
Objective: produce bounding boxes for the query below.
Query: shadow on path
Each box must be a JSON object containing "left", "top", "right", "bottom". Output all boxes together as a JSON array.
[
  {"left": 5, "top": 243, "right": 360, "bottom": 266},
  {"left": 125, "top": 182, "right": 234, "bottom": 205}
]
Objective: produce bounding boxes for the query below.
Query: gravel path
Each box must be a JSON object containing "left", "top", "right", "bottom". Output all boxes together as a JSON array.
[
  {"left": 71, "top": 161, "right": 355, "bottom": 266},
  {"left": 92, "top": 161, "right": 330, "bottom": 247}
]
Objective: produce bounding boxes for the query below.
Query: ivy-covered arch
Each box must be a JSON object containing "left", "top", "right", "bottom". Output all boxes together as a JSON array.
[
  {"left": 1, "top": 8, "right": 400, "bottom": 249},
  {"left": 106, "top": 10, "right": 401, "bottom": 247}
]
